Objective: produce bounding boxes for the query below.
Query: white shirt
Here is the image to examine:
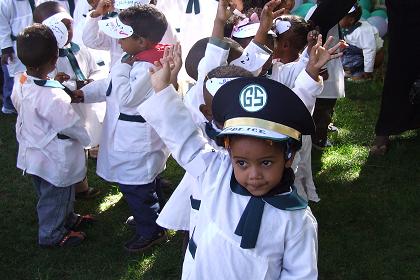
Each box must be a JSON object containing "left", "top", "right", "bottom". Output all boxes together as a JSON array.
[
  {"left": 12, "top": 73, "right": 90, "bottom": 187},
  {"left": 343, "top": 21, "right": 384, "bottom": 73}
]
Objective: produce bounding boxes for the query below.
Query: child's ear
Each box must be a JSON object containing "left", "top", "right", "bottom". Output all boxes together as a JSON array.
[{"left": 284, "top": 151, "right": 296, "bottom": 168}]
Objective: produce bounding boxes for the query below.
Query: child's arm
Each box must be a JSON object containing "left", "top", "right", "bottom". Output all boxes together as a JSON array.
[
  {"left": 230, "top": 0, "right": 284, "bottom": 76},
  {"left": 195, "top": 0, "right": 233, "bottom": 82},
  {"left": 168, "top": 43, "right": 182, "bottom": 90},
  {"left": 139, "top": 56, "right": 213, "bottom": 178},
  {"left": 253, "top": 0, "right": 283, "bottom": 47},
  {"left": 293, "top": 34, "right": 344, "bottom": 113},
  {"left": 82, "top": 0, "right": 115, "bottom": 51},
  {"left": 77, "top": 78, "right": 110, "bottom": 103},
  {"left": 280, "top": 214, "right": 318, "bottom": 279}
]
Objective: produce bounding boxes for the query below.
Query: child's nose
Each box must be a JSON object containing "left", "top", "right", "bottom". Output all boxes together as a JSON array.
[{"left": 248, "top": 166, "right": 262, "bottom": 180}]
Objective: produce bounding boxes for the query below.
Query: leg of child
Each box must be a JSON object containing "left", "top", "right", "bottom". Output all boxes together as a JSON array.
[
  {"left": 312, "top": 98, "right": 337, "bottom": 148},
  {"left": 32, "top": 175, "right": 85, "bottom": 247},
  {"left": 119, "top": 181, "right": 167, "bottom": 252}
]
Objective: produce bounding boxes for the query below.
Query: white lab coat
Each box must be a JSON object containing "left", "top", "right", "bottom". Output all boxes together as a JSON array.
[
  {"left": 82, "top": 56, "right": 169, "bottom": 185},
  {"left": 11, "top": 73, "right": 90, "bottom": 187}
]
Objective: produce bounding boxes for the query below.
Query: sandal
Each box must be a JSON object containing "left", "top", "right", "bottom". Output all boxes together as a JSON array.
[
  {"left": 72, "top": 214, "right": 96, "bottom": 230},
  {"left": 58, "top": 231, "right": 86, "bottom": 247},
  {"left": 75, "top": 187, "right": 100, "bottom": 199},
  {"left": 40, "top": 231, "right": 86, "bottom": 248},
  {"left": 370, "top": 136, "right": 390, "bottom": 156}
]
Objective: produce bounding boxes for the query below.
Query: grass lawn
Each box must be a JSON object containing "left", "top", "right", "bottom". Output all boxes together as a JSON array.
[{"left": 1, "top": 72, "right": 420, "bottom": 279}]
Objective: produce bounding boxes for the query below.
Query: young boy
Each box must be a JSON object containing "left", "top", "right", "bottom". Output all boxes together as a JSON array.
[
  {"left": 139, "top": 46, "right": 335, "bottom": 277},
  {"left": 78, "top": 4, "right": 170, "bottom": 252},
  {"left": 33, "top": 1, "right": 105, "bottom": 199},
  {"left": 340, "top": 3, "right": 384, "bottom": 81},
  {"left": 82, "top": 0, "right": 177, "bottom": 68},
  {"left": 12, "top": 23, "right": 91, "bottom": 247}
]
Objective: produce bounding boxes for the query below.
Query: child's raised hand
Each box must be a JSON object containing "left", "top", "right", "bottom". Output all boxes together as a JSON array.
[
  {"left": 91, "top": 0, "right": 113, "bottom": 17},
  {"left": 215, "top": 0, "right": 236, "bottom": 24},
  {"left": 306, "top": 34, "right": 344, "bottom": 80},
  {"left": 259, "top": 0, "right": 284, "bottom": 33},
  {"left": 149, "top": 56, "right": 172, "bottom": 93},
  {"left": 171, "top": 43, "right": 182, "bottom": 76},
  {"left": 54, "top": 72, "right": 70, "bottom": 83}
]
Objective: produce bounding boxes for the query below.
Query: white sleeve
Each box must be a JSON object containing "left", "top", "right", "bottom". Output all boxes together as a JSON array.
[
  {"left": 279, "top": 214, "right": 318, "bottom": 280},
  {"left": 292, "top": 70, "right": 323, "bottom": 115},
  {"left": 82, "top": 12, "right": 114, "bottom": 50},
  {"left": 230, "top": 40, "right": 272, "bottom": 76},
  {"left": 81, "top": 77, "right": 109, "bottom": 103},
  {"left": 84, "top": 47, "right": 107, "bottom": 80},
  {"left": 357, "top": 24, "right": 377, "bottom": 73},
  {"left": 0, "top": 0, "right": 13, "bottom": 50},
  {"left": 197, "top": 38, "right": 230, "bottom": 82},
  {"left": 271, "top": 57, "right": 308, "bottom": 88},
  {"left": 111, "top": 62, "right": 153, "bottom": 108},
  {"left": 138, "top": 85, "right": 212, "bottom": 178}
]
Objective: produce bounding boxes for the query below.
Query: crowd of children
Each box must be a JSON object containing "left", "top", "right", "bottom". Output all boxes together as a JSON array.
[{"left": 1, "top": 0, "right": 389, "bottom": 278}]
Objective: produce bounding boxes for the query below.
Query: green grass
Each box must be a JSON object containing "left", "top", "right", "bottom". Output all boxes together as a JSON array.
[{"left": 1, "top": 72, "right": 420, "bottom": 279}]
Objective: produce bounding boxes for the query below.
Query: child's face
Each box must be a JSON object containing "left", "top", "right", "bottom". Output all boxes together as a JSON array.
[
  {"left": 229, "top": 136, "right": 293, "bottom": 196},
  {"left": 339, "top": 16, "right": 354, "bottom": 29},
  {"left": 118, "top": 36, "right": 144, "bottom": 55}
]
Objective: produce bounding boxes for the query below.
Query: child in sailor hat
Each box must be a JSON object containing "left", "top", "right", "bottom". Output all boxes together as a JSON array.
[
  {"left": 137, "top": 32, "right": 339, "bottom": 278},
  {"left": 138, "top": 48, "right": 331, "bottom": 277}
]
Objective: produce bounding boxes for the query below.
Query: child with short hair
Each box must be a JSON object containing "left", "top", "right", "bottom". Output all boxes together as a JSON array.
[
  {"left": 340, "top": 3, "right": 384, "bottom": 81},
  {"left": 12, "top": 23, "right": 92, "bottom": 247},
  {"left": 138, "top": 35, "right": 338, "bottom": 277},
  {"left": 82, "top": 0, "right": 177, "bottom": 68},
  {"left": 79, "top": 4, "right": 170, "bottom": 252},
  {"left": 34, "top": 1, "right": 105, "bottom": 199}
]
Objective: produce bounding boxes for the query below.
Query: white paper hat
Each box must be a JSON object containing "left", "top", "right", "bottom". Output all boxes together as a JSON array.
[
  {"left": 42, "top": 12, "right": 73, "bottom": 48},
  {"left": 98, "top": 16, "right": 134, "bottom": 39},
  {"left": 232, "top": 23, "right": 275, "bottom": 39},
  {"left": 114, "top": 0, "right": 149, "bottom": 9},
  {"left": 205, "top": 77, "right": 239, "bottom": 96},
  {"left": 274, "top": 20, "right": 291, "bottom": 36}
]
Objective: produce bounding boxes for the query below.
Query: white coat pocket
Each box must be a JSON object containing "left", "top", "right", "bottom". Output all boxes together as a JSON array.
[{"left": 114, "top": 120, "right": 149, "bottom": 152}]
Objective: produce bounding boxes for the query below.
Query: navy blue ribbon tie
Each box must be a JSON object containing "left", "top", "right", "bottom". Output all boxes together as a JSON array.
[
  {"left": 59, "top": 43, "right": 86, "bottom": 81},
  {"left": 231, "top": 168, "right": 307, "bottom": 249},
  {"left": 205, "top": 121, "right": 219, "bottom": 141},
  {"left": 186, "top": 0, "right": 200, "bottom": 14},
  {"left": 105, "top": 81, "right": 112, "bottom": 96}
]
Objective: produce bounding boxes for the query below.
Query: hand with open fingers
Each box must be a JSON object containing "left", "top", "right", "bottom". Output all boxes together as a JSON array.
[
  {"left": 215, "top": 0, "right": 236, "bottom": 24},
  {"left": 170, "top": 43, "right": 182, "bottom": 76},
  {"left": 260, "top": 0, "right": 284, "bottom": 33},
  {"left": 55, "top": 72, "right": 70, "bottom": 83},
  {"left": 150, "top": 57, "right": 172, "bottom": 93},
  {"left": 307, "top": 34, "right": 344, "bottom": 76},
  {"left": 92, "top": 0, "right": 113, "bottom": 17}
]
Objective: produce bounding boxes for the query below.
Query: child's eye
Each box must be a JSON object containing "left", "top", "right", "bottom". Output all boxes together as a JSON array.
[
  {"left": 236, "top": 160, "right": 247, "bottom": 167},
  {"left": 262, "top": 160, "right": 272, "bottom": 167}
]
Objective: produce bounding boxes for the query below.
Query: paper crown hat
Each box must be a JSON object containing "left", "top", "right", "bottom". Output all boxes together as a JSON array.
[
  {"left": 212, "top": 78, "right": 315, "bottom": 141},
  {"left": 114, "top": 0, "right": 149, "bottom": 9},
  {"left": 42, "top": 12, "right": 72, "bottom": 48}
]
